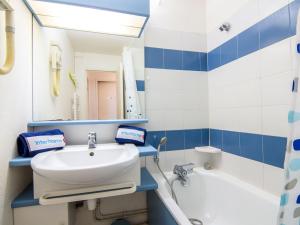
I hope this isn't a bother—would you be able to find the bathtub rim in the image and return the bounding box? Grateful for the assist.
[151,167,280,225]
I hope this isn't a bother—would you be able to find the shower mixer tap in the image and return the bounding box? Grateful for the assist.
[173,163,195,186]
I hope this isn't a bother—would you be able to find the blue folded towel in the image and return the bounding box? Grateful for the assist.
[17,129,66,157]
[115,125,147,146]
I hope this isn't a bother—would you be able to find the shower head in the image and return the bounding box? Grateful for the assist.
[159,137,167,146]
[154,137,167,162]
[219,23,231,32]
[157,137,167,152]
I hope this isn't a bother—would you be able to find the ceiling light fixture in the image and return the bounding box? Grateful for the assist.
[23,0,149,38]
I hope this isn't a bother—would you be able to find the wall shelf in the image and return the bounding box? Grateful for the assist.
[27,119,148,127]
[9,156,32,167]
[195,146,222,154]
[9,145,157,167]
[11,183,39,208]
[12,168,157,208]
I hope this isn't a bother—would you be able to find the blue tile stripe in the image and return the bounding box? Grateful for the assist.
[147,128,286,168]
[207,1,299,70]
[146,129,209,151]
[145,2,300,72]
[210,129,287,168]
[136,80,145,91]
[145,47,207,71]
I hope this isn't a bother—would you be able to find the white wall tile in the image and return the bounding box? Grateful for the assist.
[182,32,207,52]
[145,26,207,52]
[263,164,284,196]
[217,153,264,189]
[207,4,292,193]
[164,110,184,130]
[145,26,183,50]
[145,110,166,131]
[183,110,209,129]
[259,39,292,78]
[261,71,293,106]
[184,149,213,167]
[146,90,167,110]
[219,108,241,131]
[236,107,262,134]
[207,0,260,51]
[262,105,289,137]
[148,0,207,34]
[259,0,289,20]
[216,152,243,178]
[237,156,264,189]
[146,69,185,92]
[182,72,208,91]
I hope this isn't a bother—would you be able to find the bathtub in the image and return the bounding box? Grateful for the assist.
[152,168,279,225]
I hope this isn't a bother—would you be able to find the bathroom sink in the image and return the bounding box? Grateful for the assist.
[31,143,139,185]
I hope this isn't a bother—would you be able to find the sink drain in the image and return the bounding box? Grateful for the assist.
[189,218,203,225]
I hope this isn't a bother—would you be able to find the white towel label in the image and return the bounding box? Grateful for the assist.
[26,135,65,152]
[117,128,144,143]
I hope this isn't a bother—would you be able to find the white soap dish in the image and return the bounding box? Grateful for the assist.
[195,146,222,154]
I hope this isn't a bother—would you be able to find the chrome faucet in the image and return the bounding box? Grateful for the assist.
[173,163,195,186]
[88,132,97,149]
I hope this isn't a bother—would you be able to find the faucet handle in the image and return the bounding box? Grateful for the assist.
[88,132,97,141]
[173,165,184,175]
[88,131,96,137]
[180,163,195,174]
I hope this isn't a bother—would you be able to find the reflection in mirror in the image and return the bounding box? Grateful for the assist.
[32,20,145,121]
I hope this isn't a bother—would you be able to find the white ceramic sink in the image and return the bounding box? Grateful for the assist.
[31,143,139,185]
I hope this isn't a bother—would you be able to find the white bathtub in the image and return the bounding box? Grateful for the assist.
[153,168,279,225]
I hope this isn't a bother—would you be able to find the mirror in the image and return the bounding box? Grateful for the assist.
[32,19,145,121]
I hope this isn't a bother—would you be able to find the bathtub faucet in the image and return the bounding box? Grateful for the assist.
[173,163,194,186]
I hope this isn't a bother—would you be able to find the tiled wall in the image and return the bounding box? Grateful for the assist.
[145,47,207,71]
[210,129,286,168]
[144,27,209,132]
[207,0,300,195]
[147,129,209,151]
[144,26,209,171]
[207,1,299,71]
[144,0,300,196]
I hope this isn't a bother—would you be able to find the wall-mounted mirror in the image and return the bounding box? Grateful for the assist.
[32,20,145,121]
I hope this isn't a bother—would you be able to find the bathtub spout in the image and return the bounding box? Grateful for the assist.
[172,176,190,187]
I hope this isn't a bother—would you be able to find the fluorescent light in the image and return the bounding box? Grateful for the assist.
[24,0,148,37]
